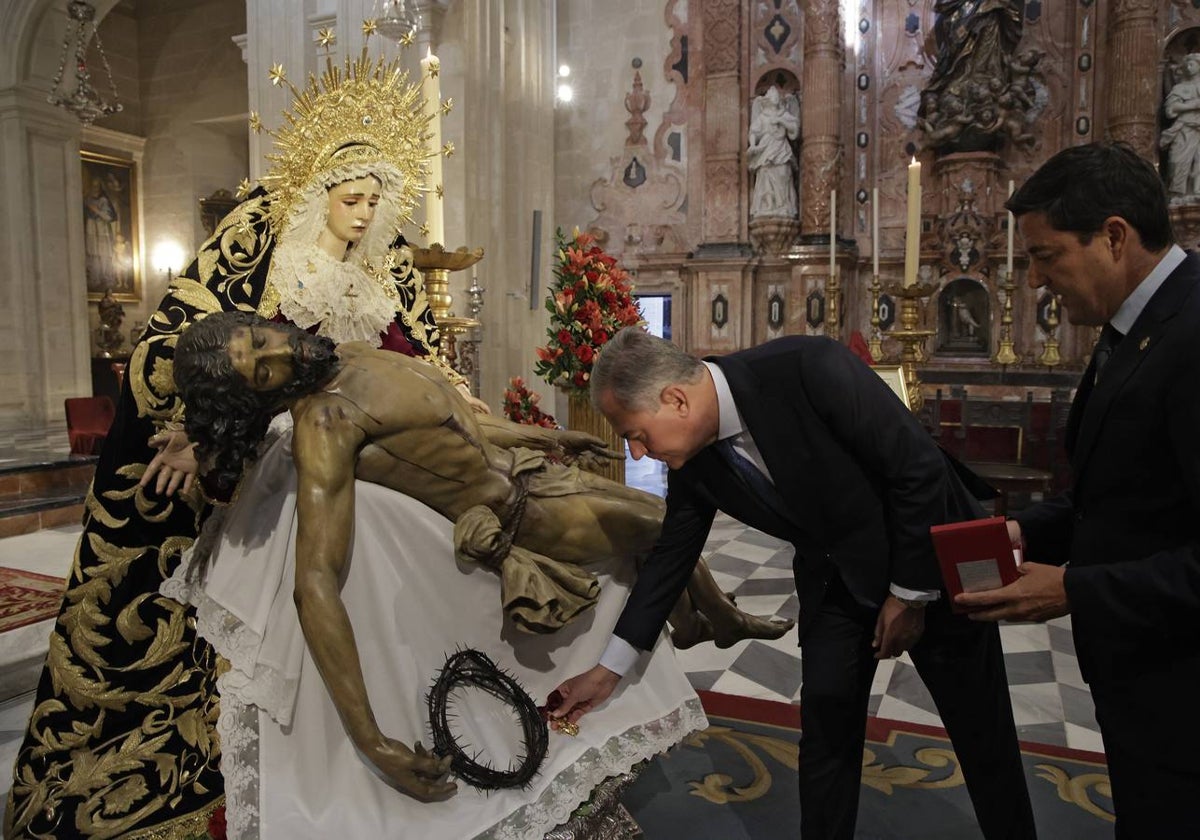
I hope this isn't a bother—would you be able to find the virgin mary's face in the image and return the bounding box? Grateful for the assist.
[323,176,382,246]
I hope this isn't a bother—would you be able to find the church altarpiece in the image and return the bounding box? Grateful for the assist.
[579,0,1200,415]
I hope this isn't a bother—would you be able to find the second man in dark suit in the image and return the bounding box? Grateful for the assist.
[957,142,1200,838]
[551,328,1036,840]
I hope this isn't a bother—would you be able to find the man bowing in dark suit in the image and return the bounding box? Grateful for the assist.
[550,327,1036,840]
[957,142,1200,837]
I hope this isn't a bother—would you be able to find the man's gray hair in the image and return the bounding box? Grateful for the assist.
[590,327,705,412]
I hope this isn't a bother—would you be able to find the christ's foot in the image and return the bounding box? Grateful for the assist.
[711,612,795,649]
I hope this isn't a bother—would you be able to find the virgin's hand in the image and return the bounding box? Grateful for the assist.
[455,383,491,414]
[872,596,926,660]
[140,430,199,497]
[465,394,492,415]
[365,738,457,802]
[558,431,621,464]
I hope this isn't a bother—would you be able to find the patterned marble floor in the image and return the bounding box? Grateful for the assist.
[625,453,1104,754]
[0,454,1104,809]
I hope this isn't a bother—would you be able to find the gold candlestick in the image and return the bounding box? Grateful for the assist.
[1037,294,1062,368]
[992,267,1019,366]
[825,265,841,340]
[885,280,935,414]
[868,273,883,361]
[412,244,485,362]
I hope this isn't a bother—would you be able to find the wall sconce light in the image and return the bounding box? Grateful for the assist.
[556,64,573,104]
[151,240,185,281]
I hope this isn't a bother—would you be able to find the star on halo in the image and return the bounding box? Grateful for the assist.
[441,142,455,158]
[435,184,444,199]
[418,222,430,237]
[362,18,378,37]
[399,30,415,47]
[317,28,336,48]
[269,63,287,86]
[440,98,454,116]
[248,111,263,133]
[236,178,253,199]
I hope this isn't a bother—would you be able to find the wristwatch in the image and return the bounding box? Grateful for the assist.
[893,595,929,609]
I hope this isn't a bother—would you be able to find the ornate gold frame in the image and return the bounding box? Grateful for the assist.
[81,149,142,302]
[871,364,912,411]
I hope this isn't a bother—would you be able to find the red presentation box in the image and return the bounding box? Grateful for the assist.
[930,516,1019,611]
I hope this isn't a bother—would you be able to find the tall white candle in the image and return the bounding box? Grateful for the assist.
[829,189,837,279]
[420,47,444,246]
[1006,179,1015,275]
[872,187,880,276]
[904,157,921,287]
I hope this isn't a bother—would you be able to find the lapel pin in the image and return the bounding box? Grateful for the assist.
[1139,337,1150,351]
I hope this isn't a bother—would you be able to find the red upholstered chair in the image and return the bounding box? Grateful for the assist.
[65,396,116,456]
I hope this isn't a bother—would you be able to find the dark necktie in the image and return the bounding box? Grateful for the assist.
[714,437,780,507]
[1092,323,1123,384]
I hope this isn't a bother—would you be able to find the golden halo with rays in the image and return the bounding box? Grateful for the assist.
[255,49,431,239]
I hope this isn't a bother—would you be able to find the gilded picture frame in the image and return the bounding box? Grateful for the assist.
[81,150,141,302]
[871,364,912,411]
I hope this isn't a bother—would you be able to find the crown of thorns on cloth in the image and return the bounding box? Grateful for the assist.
[426,649,550,791]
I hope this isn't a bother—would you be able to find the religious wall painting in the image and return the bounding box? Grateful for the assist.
[82,150,141,302]
[937,276,989,355]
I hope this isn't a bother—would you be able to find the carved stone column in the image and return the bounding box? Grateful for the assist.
[1106,0,1159,159]
[697,0,744,246]
[799,0,842,237]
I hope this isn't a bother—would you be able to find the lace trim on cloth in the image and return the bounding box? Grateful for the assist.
[478,698,708,840]
[271,244,398,345]
[161,547,268,840]
[214,680,262,840]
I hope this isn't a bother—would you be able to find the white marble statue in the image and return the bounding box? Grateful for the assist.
[1161,53,1200,200]
[748,85,801,219]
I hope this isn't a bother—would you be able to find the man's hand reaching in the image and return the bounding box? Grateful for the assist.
[365,738,457,802]
[547,664,621,728]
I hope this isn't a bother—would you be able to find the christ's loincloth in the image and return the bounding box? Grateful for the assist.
[454,447,603,633]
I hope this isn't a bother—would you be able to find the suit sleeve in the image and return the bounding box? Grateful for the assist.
[1014,491,1075,565]
[612,469,717,651]
[798,339,959,592]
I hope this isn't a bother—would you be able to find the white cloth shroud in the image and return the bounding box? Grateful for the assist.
[164,421,705,840]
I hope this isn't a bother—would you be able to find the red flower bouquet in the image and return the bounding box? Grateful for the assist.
[502,377,558,428]
[534,228,644,394]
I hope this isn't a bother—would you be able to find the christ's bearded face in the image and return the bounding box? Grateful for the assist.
[225,322,338,396]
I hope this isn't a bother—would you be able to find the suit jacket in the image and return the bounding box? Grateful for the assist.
[1017,252,1200,685]
[614,336,983,651]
